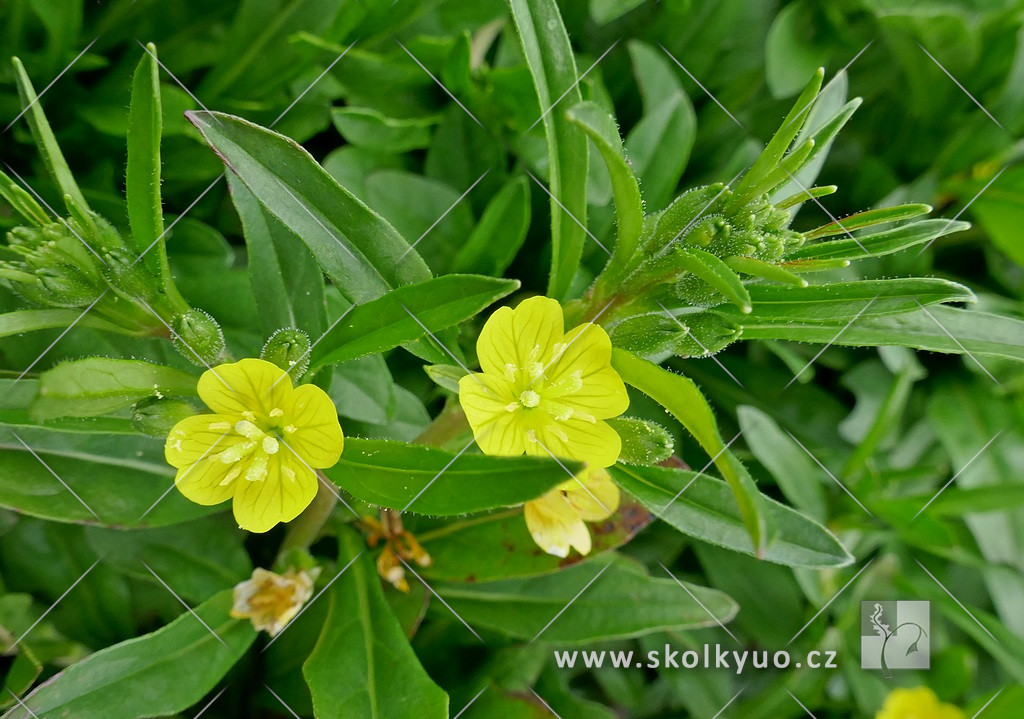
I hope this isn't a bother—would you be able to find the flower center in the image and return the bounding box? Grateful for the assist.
[518,389,541,408]
[210,408,293,485]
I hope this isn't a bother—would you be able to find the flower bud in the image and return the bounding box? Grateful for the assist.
[261,328,311,382]
[102,248,156,302]
[607,417,674,465]
[132,397,197,437]
[172,309,225,367]
[671,313,741,358]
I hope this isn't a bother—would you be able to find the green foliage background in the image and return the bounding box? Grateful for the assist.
[1,0,1023,717]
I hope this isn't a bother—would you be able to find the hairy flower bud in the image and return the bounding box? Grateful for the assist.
[132,397,197,437]
[260,328,311,381]
[172,309,225,367]
[102,248,156,302]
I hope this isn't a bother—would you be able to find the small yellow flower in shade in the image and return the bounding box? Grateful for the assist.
[164,358,344,533]
[458,296,629,468]
[524,467,619,558]
[876,687,964,719]
[230,566,320,636]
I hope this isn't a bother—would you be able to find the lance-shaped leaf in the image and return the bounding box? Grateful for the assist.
[308,275,519,371]
[567,101,644,285]
[676,247,752,313]
[804,203,933,240]
[509,0,589,300]
[0,309,129,340]
[304,526,449,718]
[323,438,582,515]
[1,591,255,719]
[787,219,971,261]
[186,111,431,303]
[611,464,851,567]
[611,349,770,555]
[451,177,531,277]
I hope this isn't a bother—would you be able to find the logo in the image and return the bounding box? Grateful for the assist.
[860,601,930,675]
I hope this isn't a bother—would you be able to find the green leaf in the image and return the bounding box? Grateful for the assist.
[970,164,1024,267]
[11,57,89,211]
[0,380,136,434]
[126,44,167,282]
[417,500,652,582]
[31,358,198,421]
[451,177,531,276]
[725,255,808,286]
[509,0,589,299]
[607,416,675,465]
[765,1,830,98]
[323,438,582,515]
[712,278,976,323]
[228,174,327,338]
[787,219,971,261]
[2,591,256,719]
[611,348,770,554]
[423,363,467,393]
[308,274,518,371]
[676,247,752,313]
[0,427,217,528]
[0,309,131,339]
[186,111,431,303]
[737,406,827,520]
[435,554,738,643]
[304,526,448,718]
[804,203,933,239]
[331,106,438,152]
[611,464,851,567]
[566,101,644,283]
[0,169,50,224]
[625,41,696,212]
[738,306,1024,362]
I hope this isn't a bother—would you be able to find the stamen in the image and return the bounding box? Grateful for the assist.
[548,425,569,443]
[525,429,538,443]
[504,363,518,381]
[269,408,285,417]
[504,402,519,413]
[528,362,545,381]
[242,411,257,422]
[262,436,280,454]
[519,390,541,408]
[217,440,256,463]
[282,466,296,482]
[219,464,244,486]
[209,421,231,431]
[283,425,297,434]
[234,420,264,439]
[245,452,269,481]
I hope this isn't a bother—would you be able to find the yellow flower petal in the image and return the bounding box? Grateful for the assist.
[197,358,292,417]
[565,467,620,521]
[535,417,622,468]
[165,413,240,468]
[524,491,592,557]
[280,384,344,468]
[174,457,237,506]
[232,453,318,533]
[876,687,964,719]
[476,296,564,377]
[549,325,629,418]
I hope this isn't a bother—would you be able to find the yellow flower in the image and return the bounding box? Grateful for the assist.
[876,687,964,719]
[458,296,628,468]
[230,566,320,636]
[165,358,344,533]
[525,467,619,557]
